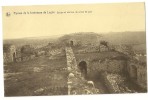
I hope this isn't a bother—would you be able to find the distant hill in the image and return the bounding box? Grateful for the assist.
[58,31,146,45]
[3,37,57,48]
[102,31,146,45]
[57,32,102,46]
[3,31,146,50]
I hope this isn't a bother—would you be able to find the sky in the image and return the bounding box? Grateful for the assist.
[2,2,145,39]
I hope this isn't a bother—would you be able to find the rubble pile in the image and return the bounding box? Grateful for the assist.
[34,86,68,95]
[105,73,135,93]
[33,67,43,72]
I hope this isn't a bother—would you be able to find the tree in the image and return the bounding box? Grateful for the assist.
[99,40,109,52]
[21,45,35,55]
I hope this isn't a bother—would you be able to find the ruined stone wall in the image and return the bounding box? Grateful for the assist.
[36,51,45,56]
[16,54,36,62]
[76,55,127,74]
[99,45,109,52]
[114,45,147,90]
[4,53,10,63]
[91,59,127,74]
[76,47,98,54]
[75,45,109,54]
[114,45,132,55]
[3,45,16,64]
[127,61,147,90]
[48,49,62,56]
[65,47,100,95]
[137,65,147,89]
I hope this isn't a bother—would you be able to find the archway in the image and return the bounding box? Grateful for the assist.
[130,65,137,80]
[78,61,87,79]
[70,40,74,46]
[13,52,16,62]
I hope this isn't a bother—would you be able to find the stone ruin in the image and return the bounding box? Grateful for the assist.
[3,44,16,63]
[126,60,147,90]
[3,44,38,63]
[113,44,147,90]
[65,47,100,95]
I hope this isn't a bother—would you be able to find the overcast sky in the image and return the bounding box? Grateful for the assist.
[3,2,145,39]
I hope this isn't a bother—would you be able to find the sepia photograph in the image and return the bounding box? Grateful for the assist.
[2,2,147,97]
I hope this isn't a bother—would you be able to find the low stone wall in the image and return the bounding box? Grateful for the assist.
[48,49,62,55]
[114,45,131,55]
[15,54,36,62]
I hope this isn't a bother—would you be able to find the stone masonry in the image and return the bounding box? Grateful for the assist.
[65,47,100,95]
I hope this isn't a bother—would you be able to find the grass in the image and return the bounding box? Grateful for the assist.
[4,54,68,96]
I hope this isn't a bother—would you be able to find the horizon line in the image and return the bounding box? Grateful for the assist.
[3,30,146,40]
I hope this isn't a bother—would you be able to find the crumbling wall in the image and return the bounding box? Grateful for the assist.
[91,59,127,74]
[127,61,147,90]
[114,45,133,56]
[4,53,9,63]
[101,72,135,93]
[35,51,45,56]
[99,45,109,52]
[76,47,98,54]
[76,55,127,74]
[48,49,62,56]
[3,45,16,63]
[65,47,100,95]
[114,44,147,90]
[137,65,147,89]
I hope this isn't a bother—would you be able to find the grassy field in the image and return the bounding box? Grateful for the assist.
[4,54,68,96]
